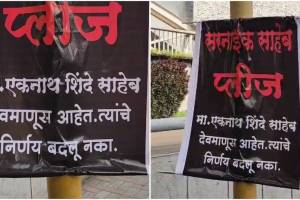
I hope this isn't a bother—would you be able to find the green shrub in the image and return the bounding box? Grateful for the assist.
[151,59,189,119]
[151,49,192,60]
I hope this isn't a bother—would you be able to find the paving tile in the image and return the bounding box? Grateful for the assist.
[82,176,148,199]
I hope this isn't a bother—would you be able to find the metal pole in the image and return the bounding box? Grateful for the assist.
[230,1,253,19]
[47,176,82,199]
[233,182,257,199]
[230,1,256,199]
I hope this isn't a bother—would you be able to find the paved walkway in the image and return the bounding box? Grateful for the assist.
[81,130,180,199]
[83,175,149,199]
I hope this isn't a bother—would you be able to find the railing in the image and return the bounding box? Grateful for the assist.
[151,28,195,55]
[151,117,185,132]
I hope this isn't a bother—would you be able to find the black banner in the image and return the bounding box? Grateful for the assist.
[176,17,300,188]
[0,1,149,177]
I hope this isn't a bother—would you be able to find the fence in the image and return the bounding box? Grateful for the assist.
[151,28,195,55]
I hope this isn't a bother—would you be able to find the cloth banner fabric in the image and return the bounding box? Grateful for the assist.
[176,17,300,189]
[0,1,149,177]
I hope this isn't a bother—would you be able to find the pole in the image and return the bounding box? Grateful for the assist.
[230,1,253,19]
[47,176,82,199]
[230,1,257,199]
[233,182,256,199]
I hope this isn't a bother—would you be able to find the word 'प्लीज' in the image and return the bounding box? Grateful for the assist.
[208,26,293,99]
[3,2,122,46]
[177,17,300,189]
[213,63,283,99]
[0,1,149,176]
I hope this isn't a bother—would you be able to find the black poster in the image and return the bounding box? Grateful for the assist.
[0,1,149,177]
[176,17,300,188]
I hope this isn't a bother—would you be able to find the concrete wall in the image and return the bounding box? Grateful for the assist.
[0,178,47,198]
[194,1,300,21]
[151,1,194,30]
[155,1,194,23]
[151,15,174,30]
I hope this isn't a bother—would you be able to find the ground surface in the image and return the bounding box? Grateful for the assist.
[83,175,149,199]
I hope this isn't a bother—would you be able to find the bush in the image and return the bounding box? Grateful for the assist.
[151,49,192,60]
[151,59,189,119]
